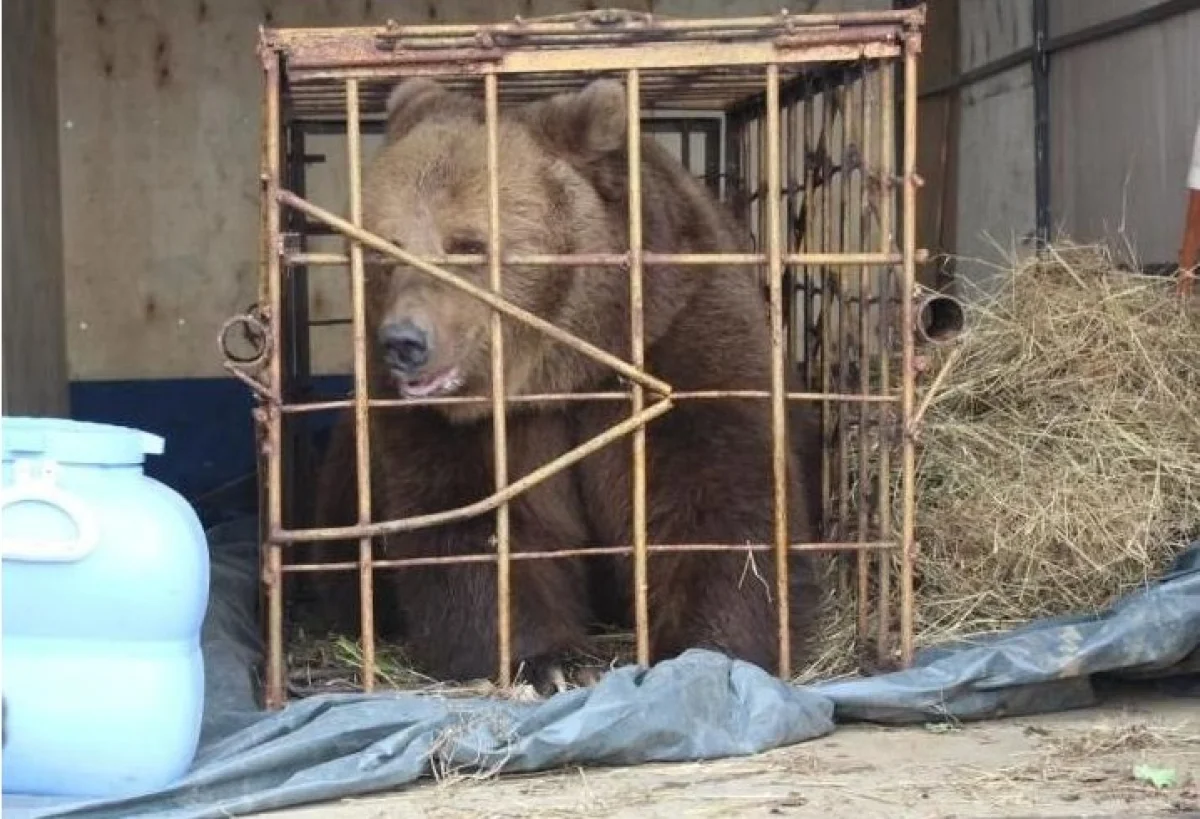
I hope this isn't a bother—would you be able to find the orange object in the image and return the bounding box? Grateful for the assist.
[1178,117,1200,298]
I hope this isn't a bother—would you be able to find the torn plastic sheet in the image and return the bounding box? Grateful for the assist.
[3,518,1196,819]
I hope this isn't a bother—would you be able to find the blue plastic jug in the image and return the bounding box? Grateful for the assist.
[1,417,210,798]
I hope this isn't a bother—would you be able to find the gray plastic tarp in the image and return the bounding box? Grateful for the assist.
[4,518,1197,819]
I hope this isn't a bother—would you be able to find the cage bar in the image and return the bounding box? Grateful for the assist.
[876,59,896,668]
[764,63,791,676]
[626,68,651,667]
[344,78,377,691]
[484,72,514,687]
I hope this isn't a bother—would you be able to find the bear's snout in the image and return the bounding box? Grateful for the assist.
[379,318,431,374]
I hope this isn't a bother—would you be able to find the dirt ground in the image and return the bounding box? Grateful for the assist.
[262,687,1199,819]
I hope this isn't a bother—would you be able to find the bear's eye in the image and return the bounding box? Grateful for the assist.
[445,237,488,257]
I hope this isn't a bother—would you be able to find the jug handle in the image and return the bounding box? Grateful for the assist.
[1,460,99,563]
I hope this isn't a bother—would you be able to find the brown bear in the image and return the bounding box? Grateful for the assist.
[291,77,827,692]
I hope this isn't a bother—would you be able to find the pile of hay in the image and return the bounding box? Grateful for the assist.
[809,242,1199,676]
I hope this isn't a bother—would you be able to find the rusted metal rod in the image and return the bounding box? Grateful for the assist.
[855,71,873,646]
[279,539,903,573]
[274,397,674,542]
[765,63,791,677]
[484,72,513,688]
[627,68,651,668]
[279,389,901,415]
[262,52,285,712]
[876,62,895,669]
[345,78,377,693]
[283,250,919,268]
[278,190,673,398]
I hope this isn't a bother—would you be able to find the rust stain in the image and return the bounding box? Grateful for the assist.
[154,31,172,87]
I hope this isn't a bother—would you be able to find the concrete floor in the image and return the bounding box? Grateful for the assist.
[258,688,1199,819]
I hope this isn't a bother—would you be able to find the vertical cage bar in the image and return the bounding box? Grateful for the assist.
[765,63,791,678]
[819,80,834,536]
[627,69,650,668]
[854,74,871,642]
[899,43,920,668]
[802,85,816,391]
[784,101,798,364]
[835,78,852,604]
[485,73,513,688]
[876,62,895,668]
[262,53,285,710]
[345,78,376,692]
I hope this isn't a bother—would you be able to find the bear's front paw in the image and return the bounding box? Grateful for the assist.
[517,654,608,698]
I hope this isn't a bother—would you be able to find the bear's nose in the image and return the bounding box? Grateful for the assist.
[379,320,430,372]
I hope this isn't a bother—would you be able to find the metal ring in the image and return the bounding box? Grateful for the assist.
[219,307,272,367]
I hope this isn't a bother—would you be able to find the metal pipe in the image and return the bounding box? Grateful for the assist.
[345,78,376,693]
[278,191,673,398]
[915,292,966,345]
[765,63,791,677]
[484,72,513,688]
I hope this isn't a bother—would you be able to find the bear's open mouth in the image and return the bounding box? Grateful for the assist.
[395,366,465,399]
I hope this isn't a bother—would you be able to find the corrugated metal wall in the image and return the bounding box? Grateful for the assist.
[1049,1,1200,265]
[944,0,1200,293]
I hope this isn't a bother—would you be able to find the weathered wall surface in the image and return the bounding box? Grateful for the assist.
[4,0,69,415]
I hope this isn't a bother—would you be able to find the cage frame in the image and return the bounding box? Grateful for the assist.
[230,6,928,710]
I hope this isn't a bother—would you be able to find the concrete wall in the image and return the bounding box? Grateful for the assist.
[3,0,69,416]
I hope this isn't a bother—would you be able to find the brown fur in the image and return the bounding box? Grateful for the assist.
[295,78,826,683]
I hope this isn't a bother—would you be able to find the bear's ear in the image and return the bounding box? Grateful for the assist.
[383,78,480,143]
[520,78,628,162]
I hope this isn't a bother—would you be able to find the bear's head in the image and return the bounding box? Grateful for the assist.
[360,76,692,423]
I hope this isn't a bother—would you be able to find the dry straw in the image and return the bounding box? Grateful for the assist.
[805,241,1200,680]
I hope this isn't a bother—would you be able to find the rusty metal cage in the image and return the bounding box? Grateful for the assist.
[224,6,928,709]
